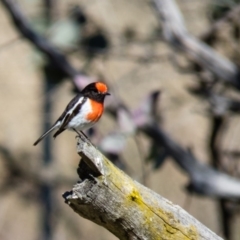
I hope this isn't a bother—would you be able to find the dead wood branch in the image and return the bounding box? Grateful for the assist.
[141,124,240,199]
[1,0,78,79]
[63,138,223,240]
[152,0,240,89]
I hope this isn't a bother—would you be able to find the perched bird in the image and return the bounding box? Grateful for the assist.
[33,82,110,146]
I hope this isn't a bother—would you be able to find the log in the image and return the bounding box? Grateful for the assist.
[63,138,223,240]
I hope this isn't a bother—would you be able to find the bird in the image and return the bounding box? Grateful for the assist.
[33,82,110,146]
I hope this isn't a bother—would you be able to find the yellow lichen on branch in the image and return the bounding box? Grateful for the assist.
[101,157,198,239]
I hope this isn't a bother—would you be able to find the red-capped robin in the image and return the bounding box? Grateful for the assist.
[33,82,110,146]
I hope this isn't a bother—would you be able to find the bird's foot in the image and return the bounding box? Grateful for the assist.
[73,129,92,146]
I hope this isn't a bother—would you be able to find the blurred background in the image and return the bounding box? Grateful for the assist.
[0,0,240,239]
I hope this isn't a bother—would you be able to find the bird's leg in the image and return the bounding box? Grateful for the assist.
[73,128,84,141]
[80,131,91,141]
[73,128,92,144]
[80,131,93,145]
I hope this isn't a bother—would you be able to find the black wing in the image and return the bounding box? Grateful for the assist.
[53,94,87,138]
[56,93,84,123]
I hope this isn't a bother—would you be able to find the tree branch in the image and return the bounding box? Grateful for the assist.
[141,124,240,199]
[151,0,240,89]
[1,0,78,77]
[0,0,119,103]
[63,138,223,240]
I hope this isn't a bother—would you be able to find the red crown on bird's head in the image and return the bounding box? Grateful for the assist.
[95,82,108,94]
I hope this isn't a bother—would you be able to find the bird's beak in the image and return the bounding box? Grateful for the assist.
[105,92,111,96]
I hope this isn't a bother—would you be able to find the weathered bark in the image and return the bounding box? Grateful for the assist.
[63,138,223,240]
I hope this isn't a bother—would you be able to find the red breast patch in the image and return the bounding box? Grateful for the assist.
[86,99,104,122]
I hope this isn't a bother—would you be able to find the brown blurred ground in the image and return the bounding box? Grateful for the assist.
[0,0,232,239]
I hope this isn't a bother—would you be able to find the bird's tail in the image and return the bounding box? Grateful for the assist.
[33,124,59,146]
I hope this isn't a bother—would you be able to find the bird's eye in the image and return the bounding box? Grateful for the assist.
[92,89,98,94]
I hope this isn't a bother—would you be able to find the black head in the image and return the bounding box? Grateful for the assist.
[81,82,110,102]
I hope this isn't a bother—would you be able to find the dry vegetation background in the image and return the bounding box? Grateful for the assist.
[0,0,240,239]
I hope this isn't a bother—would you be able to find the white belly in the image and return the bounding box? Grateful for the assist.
[67,98,95,130]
